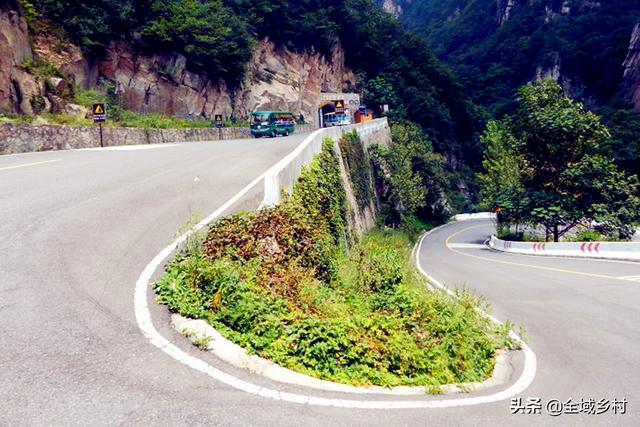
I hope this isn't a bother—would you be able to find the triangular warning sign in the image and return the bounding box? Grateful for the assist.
[335,101,343,108]
[94,105,104,114]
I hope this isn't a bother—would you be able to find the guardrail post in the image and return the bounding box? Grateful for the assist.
[262,174,280,208]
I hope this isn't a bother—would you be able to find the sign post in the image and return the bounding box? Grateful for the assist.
[92,103,107,147]
[214,114,223,140]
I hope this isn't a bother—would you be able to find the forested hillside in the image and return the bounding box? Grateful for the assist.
[382,0,640,176]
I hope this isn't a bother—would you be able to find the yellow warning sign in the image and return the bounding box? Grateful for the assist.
[92,103,107,123]
[335,100,344,108]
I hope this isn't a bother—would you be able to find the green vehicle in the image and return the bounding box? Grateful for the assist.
[251,111,295,138]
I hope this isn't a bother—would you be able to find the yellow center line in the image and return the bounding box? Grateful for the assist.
[0,159,62,172]
[444,224,633,283]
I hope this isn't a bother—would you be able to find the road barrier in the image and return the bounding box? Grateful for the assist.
[260,119,389,207]
[452,212,496,222]
[489,235,640,261]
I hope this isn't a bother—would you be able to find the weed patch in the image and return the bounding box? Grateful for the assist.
[155,139,514,387]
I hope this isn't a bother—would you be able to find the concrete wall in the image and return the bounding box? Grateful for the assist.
[222,119,390,222]
[0,122,315,155]
[261,118,389,207]
[489,235,640,261]
[453,212,496,222]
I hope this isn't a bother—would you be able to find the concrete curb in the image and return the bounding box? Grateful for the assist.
[171,314,513,396]
[489,235,640,262]
[167,212,522,396]
[413,218,537,398]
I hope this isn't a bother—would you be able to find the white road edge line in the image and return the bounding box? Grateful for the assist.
[415,224,537,399]
[134,151,537,408]
[79,143,181,151]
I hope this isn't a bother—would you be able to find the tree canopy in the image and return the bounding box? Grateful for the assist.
[480,80,639,241]
[389,0,640,177]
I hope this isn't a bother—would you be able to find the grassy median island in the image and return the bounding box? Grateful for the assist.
[155,140,516,388]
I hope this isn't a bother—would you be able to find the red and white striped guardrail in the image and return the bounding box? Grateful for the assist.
[579,242,601,254]
[489,236,640,261]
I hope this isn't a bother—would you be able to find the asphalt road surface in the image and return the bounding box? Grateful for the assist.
[1,138,638,426]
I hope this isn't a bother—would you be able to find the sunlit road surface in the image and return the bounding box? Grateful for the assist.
[1,138,637,425]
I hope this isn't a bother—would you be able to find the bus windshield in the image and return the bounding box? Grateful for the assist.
[252,113,269,124]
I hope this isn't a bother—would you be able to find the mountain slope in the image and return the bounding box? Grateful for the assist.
[383,0,640,175]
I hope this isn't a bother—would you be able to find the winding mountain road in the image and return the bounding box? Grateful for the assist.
[1,138,638,426]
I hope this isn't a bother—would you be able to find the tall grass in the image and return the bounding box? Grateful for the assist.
[154,141,515,387]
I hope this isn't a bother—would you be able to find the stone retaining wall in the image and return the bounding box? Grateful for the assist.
[0,122,314,154]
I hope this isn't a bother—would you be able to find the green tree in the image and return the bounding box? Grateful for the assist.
[481,80,639,241]
[371,122,453,225]
[562,154,640,240]
[477,120,527,235]
[34,0,136,54]
[364,76,406,122]
[140,0,253,84]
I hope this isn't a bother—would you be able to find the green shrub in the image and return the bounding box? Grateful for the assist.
[29,94,46,113]
[356,243,404,293]
[566,229,605,242]
[338,131,373,209]
[401,214,436,241]
[19,59,62,78]
[290,139,348,245]
[0,114,35,124]
[73,88,108,107]
[154,138,512,388]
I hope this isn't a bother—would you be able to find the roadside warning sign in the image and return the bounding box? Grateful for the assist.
[92,103,106,123]
[214,114,223,128]
[334,100,344,109]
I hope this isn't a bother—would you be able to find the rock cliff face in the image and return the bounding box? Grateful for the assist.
[382,0,403,18]
[0,9,34,114]
[497,0,516,25]
[622,23,640,109]
[0,9,356,125]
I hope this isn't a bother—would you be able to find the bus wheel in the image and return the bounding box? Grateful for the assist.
[284,130,289,136]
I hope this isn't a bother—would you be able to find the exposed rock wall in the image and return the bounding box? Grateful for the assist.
[622,23,640,109]
[233,41,356,123]
[85,39,355,124]
[0,9,34,114]
[497,0,517,25]
[337,127,391,237]
[0,9,356,127]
